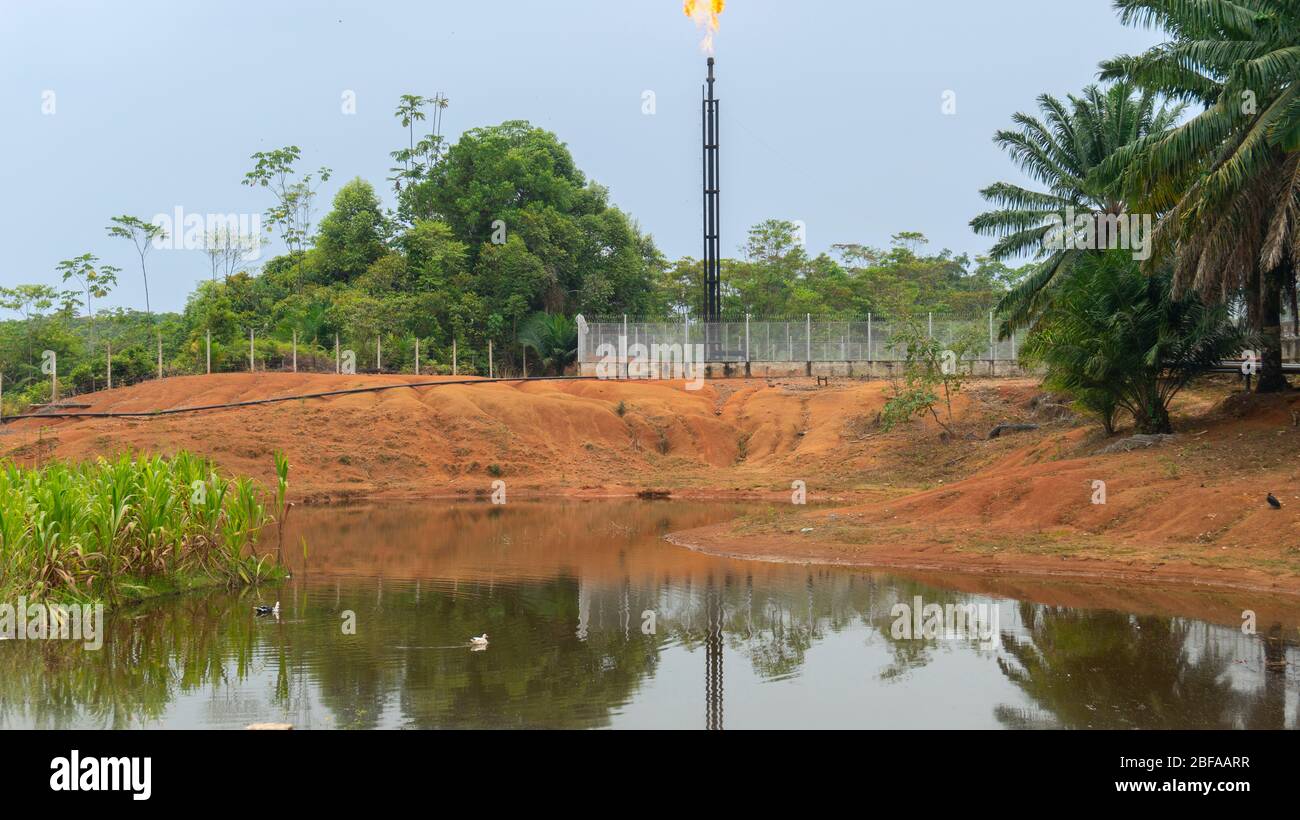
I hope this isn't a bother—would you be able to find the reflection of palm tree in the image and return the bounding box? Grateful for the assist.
[994,604,1275,729]
[1240,624,1288,731]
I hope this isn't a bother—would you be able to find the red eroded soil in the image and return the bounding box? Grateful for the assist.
[0,372,977,501]
[671,384,1300,594]
[3,372,1298,593]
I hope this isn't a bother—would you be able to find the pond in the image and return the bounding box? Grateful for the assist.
[2,500,1297,729]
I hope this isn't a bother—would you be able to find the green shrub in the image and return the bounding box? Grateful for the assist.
[1021,251,1247,435]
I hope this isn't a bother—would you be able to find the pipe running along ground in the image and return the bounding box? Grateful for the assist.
[0,375,602,424]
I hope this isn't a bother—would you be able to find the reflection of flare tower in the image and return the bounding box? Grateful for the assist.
[702,57,722,322]
[705,574,724,730]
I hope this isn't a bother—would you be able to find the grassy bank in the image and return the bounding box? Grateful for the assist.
[0,452,286,605]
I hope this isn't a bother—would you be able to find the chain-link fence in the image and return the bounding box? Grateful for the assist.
[579,314,1020,364]
[5,311,1296,417]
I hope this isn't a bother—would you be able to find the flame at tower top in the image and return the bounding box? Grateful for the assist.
[684,0,726,54]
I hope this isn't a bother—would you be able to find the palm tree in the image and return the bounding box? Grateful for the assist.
[517,312,578,376]
[971,83,1184,335]
[1021,250,1246,434]
[1100,0,1299,392]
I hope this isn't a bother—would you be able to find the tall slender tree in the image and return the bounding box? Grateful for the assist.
[389,94,429,189]
[106,215,165,317]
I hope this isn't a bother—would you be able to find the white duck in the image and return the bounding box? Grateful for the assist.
[469,633,489,647]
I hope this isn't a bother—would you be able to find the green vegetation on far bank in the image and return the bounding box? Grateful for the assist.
[0,109,1025,416]
[0,452,286,606]
[1,1,1295,439]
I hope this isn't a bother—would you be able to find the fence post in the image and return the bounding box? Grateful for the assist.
[107,342,113,390]
[157,331,163,380]
[0,372,4,415]
[205,330,211,375]
[745,314,750,363]
[868,313,873,364]
[293,330,298,373]
[489,339,494,378]
[376,336,382,372]
[683,312,689,364]
[522,345,527,379]
[452,337,458,375]
[51,351,58,402]
[623,314,629,380]
[805,313,811,363]
[928,312,933,339]
[335,334,340,374]
[989,311,995,377]
[681,313,691,379]
[249,328,255,372]
[415,337,420,376]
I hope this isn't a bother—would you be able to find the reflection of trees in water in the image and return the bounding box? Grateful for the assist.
[5,547,1296,729]
[645,570,995,683]
[993,604,1296,729]
[392,578,661,729]
[620,571,1297,729]
[299,578,401,729]
[0,578,663,729]
[1,564,886,728]
[648,568,875,681]
[862,579,985,682]
[0,590,261,729]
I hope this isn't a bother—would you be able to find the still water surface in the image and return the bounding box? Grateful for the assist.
[2,500,1298,729]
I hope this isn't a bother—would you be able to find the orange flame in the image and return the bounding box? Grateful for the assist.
[684,0,726,54]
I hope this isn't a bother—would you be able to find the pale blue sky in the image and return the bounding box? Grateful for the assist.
[0,0,1162,313]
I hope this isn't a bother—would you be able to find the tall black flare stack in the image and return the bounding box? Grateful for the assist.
[702,57,721,322]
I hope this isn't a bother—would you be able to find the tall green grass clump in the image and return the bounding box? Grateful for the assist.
[0,452,284,604]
